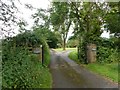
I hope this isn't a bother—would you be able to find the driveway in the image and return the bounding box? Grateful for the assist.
[50,50,118,88]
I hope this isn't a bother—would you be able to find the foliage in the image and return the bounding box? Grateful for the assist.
[54,31,63,48]
[31,7,61,48]
[69,37,119,64]
[105,2,120,37]
[2,47,52,88]
[67,38,79,48]
[95,37,119,63]
[32,8,50,29]
[79,42,87,63]
[41,39,50,66]
[47,31,59,48]
[105,2,120,50]
[50,2,120,64]
[14,31,41,47]
[97,46,119,63]
[64,2,108,63]
[0,0,27,38]
[2,29,52,88]
[17,30,51,66]
[50,2,72,50]
[50,2,69,26]
[33,27,59,48]
[0,0,18,32]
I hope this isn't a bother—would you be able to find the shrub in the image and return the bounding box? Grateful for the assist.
[2,31,52,88]
[97,46,119,63]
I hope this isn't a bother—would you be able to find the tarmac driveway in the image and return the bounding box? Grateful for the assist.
[50,50,118,89]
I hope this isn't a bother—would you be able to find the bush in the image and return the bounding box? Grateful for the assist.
[2,46,52,88]
[39,38,50,66]
[97,46,119,63]
[2,32,52,88]
[78,42,88,63]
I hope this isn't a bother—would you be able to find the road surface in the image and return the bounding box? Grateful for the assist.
[50,50,118,88]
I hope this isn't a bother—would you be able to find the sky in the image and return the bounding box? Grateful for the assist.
[17,0,51,29]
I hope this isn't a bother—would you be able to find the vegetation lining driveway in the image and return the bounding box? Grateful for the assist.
[50,50,118,88]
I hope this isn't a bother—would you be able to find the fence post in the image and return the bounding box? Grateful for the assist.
[39,45,42,64]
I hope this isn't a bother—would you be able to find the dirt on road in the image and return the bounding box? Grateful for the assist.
[50,50,118,88]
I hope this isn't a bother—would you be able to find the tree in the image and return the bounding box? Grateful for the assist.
[105,2,120,49]
[33,27,59,48]
[67,2,109,63]
[32,8,50,29]
[105,2,120,36]
[50,2,72,50]
[67,36,79,48]
[31,7,60,48]
[0,0,27,38]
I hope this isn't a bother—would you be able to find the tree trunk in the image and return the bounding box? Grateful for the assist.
[63,38,66,50]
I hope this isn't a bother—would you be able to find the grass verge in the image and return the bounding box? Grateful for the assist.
[68,50,79,64]
[85,63,118,83]
[68,50,118,83]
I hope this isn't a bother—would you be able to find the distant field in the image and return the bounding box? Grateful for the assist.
[53,48,77,52]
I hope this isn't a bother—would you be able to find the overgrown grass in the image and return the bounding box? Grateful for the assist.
[68,50,118,83]
[54,48,77,52]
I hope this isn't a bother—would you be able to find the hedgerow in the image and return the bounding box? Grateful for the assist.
[2,31,52,88]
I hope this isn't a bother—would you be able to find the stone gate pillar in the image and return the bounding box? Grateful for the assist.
[87,43,96,63]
